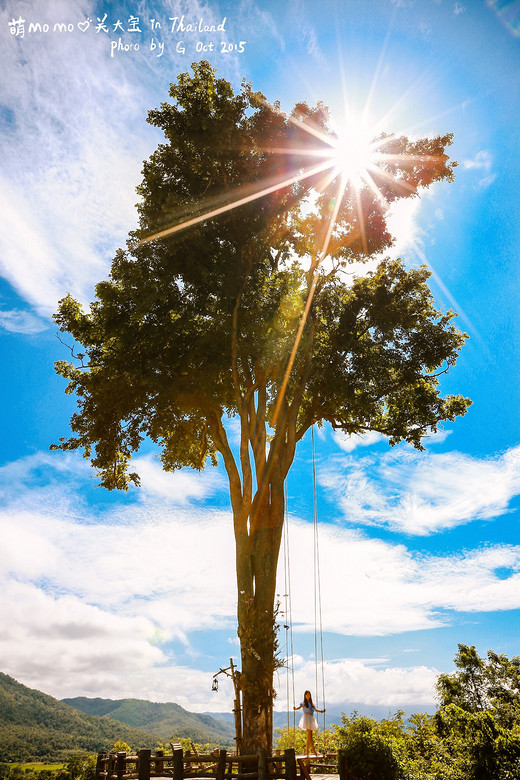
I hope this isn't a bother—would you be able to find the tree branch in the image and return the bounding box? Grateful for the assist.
[55,332,90,368]
[207,412,246,531]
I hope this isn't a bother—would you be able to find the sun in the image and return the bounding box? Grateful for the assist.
[328,120,380,185]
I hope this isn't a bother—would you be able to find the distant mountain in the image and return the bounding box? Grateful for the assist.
[62,697,236,747]
[205,709,349,730]
[0,672,156,762]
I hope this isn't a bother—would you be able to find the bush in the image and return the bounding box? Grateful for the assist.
[335,714,405,780]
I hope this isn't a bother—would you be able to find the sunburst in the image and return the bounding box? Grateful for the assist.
[137,88,455,428]
[328,122,380,185]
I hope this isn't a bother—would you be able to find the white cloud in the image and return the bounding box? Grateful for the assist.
[0,490,238,703]
[276,657,439,710]
[282,519,520,639]
[0,308,48,333]
[321,444,520,535]
[462,150,492,171]
[0,1,151,315]
[0,0,283,321]
[477,173,497,189]
[386,196,424,259]
[461,149,496,188]
[133,454,226,503]
[334,430,385,453]
[0,580,167,699]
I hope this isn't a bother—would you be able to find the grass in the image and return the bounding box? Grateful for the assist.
[11,765,64,772]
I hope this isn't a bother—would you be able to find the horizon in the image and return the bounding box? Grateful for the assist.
[1,0,520,720]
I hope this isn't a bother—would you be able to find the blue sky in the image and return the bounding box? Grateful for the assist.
[1,0,520,722]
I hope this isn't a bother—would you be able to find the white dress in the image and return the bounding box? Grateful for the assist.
[299,702,319,731]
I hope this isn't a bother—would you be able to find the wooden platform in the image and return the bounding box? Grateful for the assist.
[295,755,338,780]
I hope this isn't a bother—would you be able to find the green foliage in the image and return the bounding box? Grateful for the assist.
[275,726,339,755]
[55,755,96,780]
[335,712,406,780]
[155,738,221,754]
[275,647,520,780]
[52,60,469,492]
[403,712,462,780]
[107,742,131,755]
[1,758,94,780]
[434,705,520,780]
[434,646,520,779]
[436,643,520,727]
[0,673,156,762]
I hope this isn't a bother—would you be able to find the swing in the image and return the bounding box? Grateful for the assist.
[281,425,327,754]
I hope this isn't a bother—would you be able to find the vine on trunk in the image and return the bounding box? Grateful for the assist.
[238,596,283,709]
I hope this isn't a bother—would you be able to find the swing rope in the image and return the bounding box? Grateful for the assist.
[282,426,327,751]
[283,480,297,740]
[311,426,327,737]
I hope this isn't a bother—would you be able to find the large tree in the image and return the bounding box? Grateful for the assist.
[53,61,470,753]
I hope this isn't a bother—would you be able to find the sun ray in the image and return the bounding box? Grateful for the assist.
[372,64,440,135]
[140,158,334,245]
[363,5,399,125]
[361,169,390,210]
[271,171,348,429]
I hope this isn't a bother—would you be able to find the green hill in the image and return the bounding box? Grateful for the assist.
[62,697,236,746]
[0,672,156,762]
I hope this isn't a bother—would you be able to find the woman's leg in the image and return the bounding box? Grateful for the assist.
[306,729,312,756]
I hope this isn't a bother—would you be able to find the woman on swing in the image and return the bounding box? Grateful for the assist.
[294,690,325,756]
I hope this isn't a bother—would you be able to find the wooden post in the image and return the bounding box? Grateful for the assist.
[258,749,266,780]
[216,749,227,780]
[230,657,243,755]
[107,753,116,780]
[172,747,184,780]
[138,749,151,780]
[95,753,107,780]
[156,750,164,776]
[116,752,126,780]
[283,749,296,780]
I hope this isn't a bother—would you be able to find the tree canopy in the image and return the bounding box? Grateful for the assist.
[53,60,471,752]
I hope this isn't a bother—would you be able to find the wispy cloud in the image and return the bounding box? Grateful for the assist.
[289,0,325,64]
[0,308,48,333]
[0,5,147,316]
[462,149,496,189]
[320,444,520,535]
[0,0,232,317]
[477,173,497,189]
[285,519,520,637]
[462,150,493,170]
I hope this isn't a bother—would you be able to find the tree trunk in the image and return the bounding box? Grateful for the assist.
[235,482,285,754]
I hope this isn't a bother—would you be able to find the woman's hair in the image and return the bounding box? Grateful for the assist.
[303,690,314,709]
